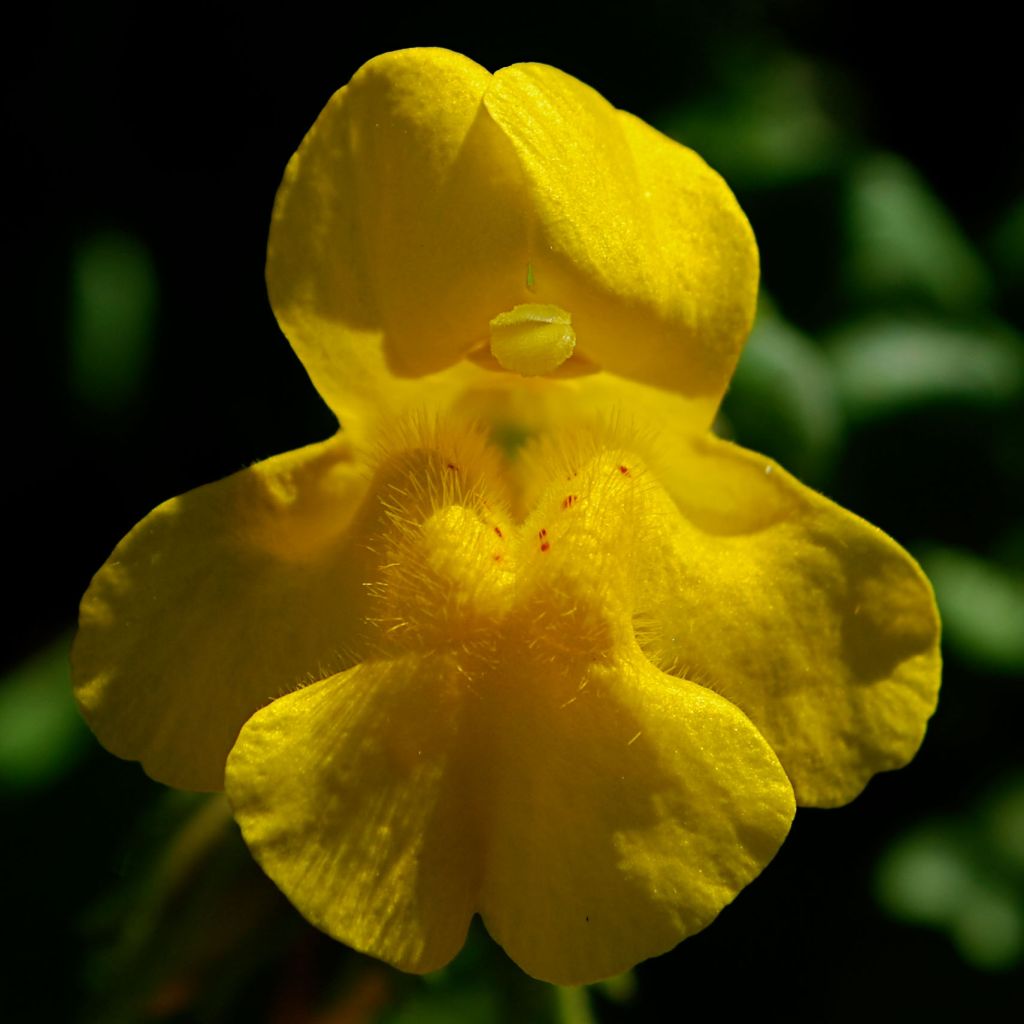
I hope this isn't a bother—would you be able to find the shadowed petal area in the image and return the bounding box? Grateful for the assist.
[226,654,482,975]
[477,649,794,984]
[639,435,942,807]
[267,48,529,410]
[268,49,757,434]
[484,63,758,401]
[72,435,377,791]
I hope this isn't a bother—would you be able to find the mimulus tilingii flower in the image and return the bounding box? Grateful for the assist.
[73,49,941,985]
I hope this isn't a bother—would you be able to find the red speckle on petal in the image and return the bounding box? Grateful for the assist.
[618,465,631,476]
[446,463,459,472]
[494,526,504,539]
[539,528,547,539]
[562,495,577,509]
[540,542,550,552]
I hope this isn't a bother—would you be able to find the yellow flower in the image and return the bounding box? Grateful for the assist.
[72,49,941,985]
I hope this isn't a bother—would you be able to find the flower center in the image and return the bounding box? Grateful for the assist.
[489,304,576,377]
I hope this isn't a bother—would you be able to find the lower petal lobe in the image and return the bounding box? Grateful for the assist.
[226,654,482,975]
[477,648,795,984]
[226,640,794,985]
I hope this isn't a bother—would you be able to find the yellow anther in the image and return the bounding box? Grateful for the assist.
[489,304,576,377]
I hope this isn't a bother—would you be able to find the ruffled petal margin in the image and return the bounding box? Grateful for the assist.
[485,62,758,399]
[638,434,941,807]
[72,435,375,791]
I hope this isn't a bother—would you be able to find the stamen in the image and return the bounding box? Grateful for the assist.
[489,304,576,377]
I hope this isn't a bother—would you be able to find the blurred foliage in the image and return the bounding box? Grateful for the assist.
[721,296,843,483]
[876,775,1024,970]
[990,198,1024,301]
[0,633,90,792]
[843,152,992,313]
[828,317,1024,419]
[69,230,157,411]
[920,548,1024,673]
[661,51,852,188]
[5,4,1023,1021]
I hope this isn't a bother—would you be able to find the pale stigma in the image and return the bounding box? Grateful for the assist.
[489,304,576,377]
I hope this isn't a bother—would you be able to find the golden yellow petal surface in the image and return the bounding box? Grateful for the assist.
[267,48,756,427]
[79,405,939,980]
[227,649,793,985]
[222,422,795,984]
[476,651,794,985]
[72,435,377,791]
[485,63,758,398]
[635,434,942,807]
[226,656,482,975]
[267,48,528,404]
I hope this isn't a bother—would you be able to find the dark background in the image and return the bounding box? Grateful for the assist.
[4,2,1023,1020]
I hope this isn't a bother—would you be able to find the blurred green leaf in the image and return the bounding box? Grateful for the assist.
[660,52,849,188]
[875,824,981,926]
[69,229,157,410]
[724,298,842,481]
[876,809,1024,971]
[986,780,1024,874]
[919,547,1024,672]
[990,197,1024,293]
[844,153,991,312]
[952,884,1024,971]
[828,317,1024,420]
[0,632,90,790]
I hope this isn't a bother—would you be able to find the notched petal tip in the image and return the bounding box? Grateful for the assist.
[226,642,796,986]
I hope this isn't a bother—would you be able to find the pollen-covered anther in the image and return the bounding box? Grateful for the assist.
[489,303,576,376]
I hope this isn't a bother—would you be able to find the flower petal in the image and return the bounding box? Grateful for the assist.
[267,48,530,412]
[226,646,794,985]
[72,435,375,791]
[226,655,482,975]
[637,434,942,807]
[267,49,757,430]
[484,63,758,400]
[477,649,795,985]
[451,367,721,455]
